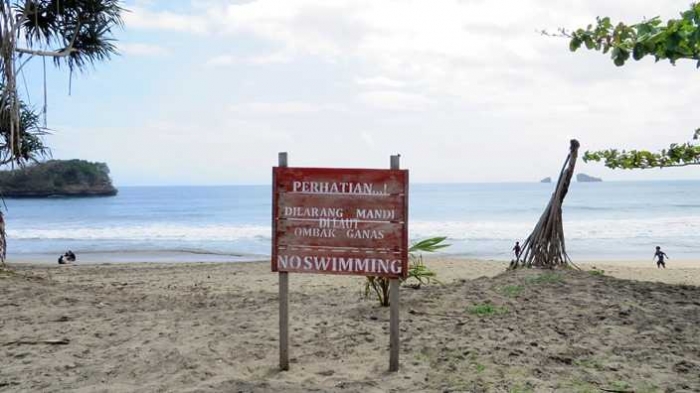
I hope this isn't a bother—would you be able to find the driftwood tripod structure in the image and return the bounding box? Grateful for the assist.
[513,139,581,269]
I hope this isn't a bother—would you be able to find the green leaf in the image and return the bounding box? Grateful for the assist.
[569,37,582,51]
[409,236,450,253]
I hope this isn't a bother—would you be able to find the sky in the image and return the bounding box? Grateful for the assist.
[19,0,700,186]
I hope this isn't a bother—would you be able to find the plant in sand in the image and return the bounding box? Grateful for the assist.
[511,140,581,270]
[500,284,524,298]
[588,267,605,276]
[0,0,123,265]
[364,236,449,306]
[467,303,508,316]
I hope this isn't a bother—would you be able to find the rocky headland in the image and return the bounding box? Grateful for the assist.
[576,173,602,182]
[0,159,117,197]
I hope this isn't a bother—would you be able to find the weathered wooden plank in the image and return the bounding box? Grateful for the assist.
[274,248,405,277]
[277,193,405,221]
[274,167,408,195]
[276,220,403,249]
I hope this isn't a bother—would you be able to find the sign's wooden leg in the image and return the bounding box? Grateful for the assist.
[389,278,400,372]
[389,154,401,372]
[279,271,289,371]
[278,152,290,371]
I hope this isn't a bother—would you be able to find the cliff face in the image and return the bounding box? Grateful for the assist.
[576,173,602,182]
[0,160,118,197]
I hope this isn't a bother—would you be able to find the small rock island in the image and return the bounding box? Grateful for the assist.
[576,173,602,183]
[0,159,118,197]
[540,177,552,183]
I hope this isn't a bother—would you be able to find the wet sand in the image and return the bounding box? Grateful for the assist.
[2,258,699,392]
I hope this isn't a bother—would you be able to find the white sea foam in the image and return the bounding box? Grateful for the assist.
[8,224,271,242]
[9,215,700,242]
[411,216,700,240]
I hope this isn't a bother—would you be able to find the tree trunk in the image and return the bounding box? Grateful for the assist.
[513,139,580,269]
[0,211,5,266]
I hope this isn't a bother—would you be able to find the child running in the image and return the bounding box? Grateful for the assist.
[653,246,669,269]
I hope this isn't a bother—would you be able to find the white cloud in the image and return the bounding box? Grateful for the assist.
[229,102,348,116]
[119,42,170,56]
[355,76,405,89]
[358,91,435,111]
[247,52,293,64]
[205,54,237,67]
[205,52,292,67]
[124,6,209,34]
[360,131,376,149]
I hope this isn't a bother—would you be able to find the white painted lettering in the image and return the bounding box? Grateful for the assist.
[356,258,368,272]
[390,260,402,274]
[278,255,289,269]
[288,182,388,195]
[289,255,302,269]
[377,259,389,274]
[313,257,330,271]
[339,257,352,271]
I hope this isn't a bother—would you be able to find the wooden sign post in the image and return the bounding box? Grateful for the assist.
[278,153,290,371]
[272,153,408,372]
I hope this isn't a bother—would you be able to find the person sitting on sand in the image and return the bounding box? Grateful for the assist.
[57,250,76,265]
[653,246,668,269]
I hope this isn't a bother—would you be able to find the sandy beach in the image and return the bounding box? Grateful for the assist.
[2,258,699,392]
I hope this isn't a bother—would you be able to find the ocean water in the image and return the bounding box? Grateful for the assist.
[4,181,699,263]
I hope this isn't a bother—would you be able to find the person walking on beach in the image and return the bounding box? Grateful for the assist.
[653,246,669,269]
[512,241,522,259]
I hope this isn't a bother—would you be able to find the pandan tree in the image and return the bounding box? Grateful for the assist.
[512,140,580,269]
[0,0,123,265]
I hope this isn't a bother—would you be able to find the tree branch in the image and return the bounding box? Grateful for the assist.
[631,162,700,169]
[14,47,77,58]
[14,18,81,59]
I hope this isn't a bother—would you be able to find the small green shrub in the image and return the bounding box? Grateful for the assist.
[405,256,441,288]
[610,381,631,390]
[468,303,508,316]
[589,268,605,276]
[501,284,524,297]
[573,357,604,370]
[364,236,449,306]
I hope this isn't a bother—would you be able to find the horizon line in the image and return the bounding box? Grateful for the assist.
[115,179,700,187]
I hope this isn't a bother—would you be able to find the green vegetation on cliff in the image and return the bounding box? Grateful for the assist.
[0,160,117,197]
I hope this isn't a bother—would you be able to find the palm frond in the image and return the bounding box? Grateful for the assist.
[409,236,450,253]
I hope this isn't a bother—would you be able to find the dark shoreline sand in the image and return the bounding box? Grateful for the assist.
[2,259,699,392]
